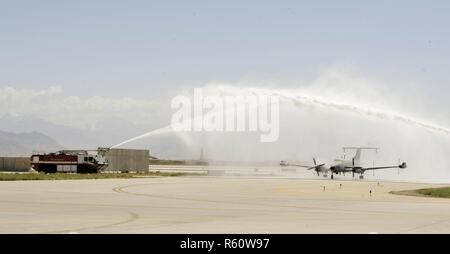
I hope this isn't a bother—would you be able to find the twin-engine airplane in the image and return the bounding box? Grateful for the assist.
[281,147,407,179]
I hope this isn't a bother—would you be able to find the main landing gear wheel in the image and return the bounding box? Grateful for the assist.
[331,174,334,180]
[359,175,364,179]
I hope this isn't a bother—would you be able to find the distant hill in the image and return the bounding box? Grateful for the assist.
[0,115,159,150]
[0,130,64,156]
[0,115,96,149]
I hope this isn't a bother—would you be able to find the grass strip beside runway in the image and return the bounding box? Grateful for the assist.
[416,187,450,198]
[0,172,193,181]
[391,187,450,199]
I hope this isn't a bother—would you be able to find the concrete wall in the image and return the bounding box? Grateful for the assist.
[101,149,149,172]
[0,157,30,172]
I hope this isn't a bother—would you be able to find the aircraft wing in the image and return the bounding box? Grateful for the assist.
[289,163,328,171]
[289,164,314,168]
[361,162,407,171]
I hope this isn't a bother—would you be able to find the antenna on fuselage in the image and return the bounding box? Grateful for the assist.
[343,147,379,164]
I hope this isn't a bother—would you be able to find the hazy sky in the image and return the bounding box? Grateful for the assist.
[1,0,449,99]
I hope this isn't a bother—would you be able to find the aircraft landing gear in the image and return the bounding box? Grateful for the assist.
[323,174,328,178]
[359,175,364,180]
[331,174,334,180]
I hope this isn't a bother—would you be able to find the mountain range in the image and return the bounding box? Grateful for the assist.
[0,130,64,156]
[0,115,184,157]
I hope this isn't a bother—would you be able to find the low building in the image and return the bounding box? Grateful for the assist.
[98,148,150,172]
[0,157,30,172]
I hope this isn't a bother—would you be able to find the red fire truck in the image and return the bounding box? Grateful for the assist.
[31,150,108,173]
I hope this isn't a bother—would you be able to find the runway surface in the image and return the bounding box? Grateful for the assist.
[1,174,450,234]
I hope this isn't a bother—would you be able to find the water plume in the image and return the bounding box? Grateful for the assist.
[111,75,450,182]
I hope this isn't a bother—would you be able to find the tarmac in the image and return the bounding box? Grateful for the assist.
[1,172,450,234]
